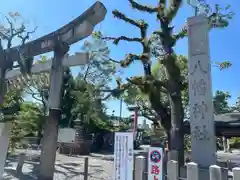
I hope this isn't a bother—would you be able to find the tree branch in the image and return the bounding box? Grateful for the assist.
[83,63,91,81]
[126,76,168,90]
[109,58,121,64]
[0,31,9,41]
[24,85,42,102]
[174,4,234,40]
[174,26,187,40]
[12,24,25,37]
[102,36,142,45]
[32,93,42,102]
[128,0,158,13]
[1,14,15,48]
[120,53,141,67]
[142,113,157,121]
[110,9,150,76]
[139,105,160,121]
[126,76,144,86]
[18,26,38,45]
[165,0,183,22]
[100,93,112,101]
[153,79,169,90]
[112,10,148,29]
[98,81,132,99]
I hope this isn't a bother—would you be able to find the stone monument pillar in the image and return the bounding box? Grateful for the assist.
[74,118,89,155]
[187,15,216,167]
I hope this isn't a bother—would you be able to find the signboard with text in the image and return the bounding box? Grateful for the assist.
[113,132,134,180]
[187,15,216,166]
[148,147,164,180]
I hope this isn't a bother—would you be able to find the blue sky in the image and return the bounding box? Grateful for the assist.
[1,0,240,124]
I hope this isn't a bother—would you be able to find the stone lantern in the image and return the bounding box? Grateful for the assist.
[74,118,89,155]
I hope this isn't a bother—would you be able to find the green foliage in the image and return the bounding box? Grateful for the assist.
[122,55,188,123]
[184,135,191,152]
[231,96,240,112]
[227,97,240,146]
[214,61,232,70]
[107,0,234,130]
[80,32,116,89]
[106,0,234,165]
[213,90,232,114]
[1,89,23,151]
[71,78,112,133]
[24,33,115,132]
[9,102,43,151]
[16,102,43,136]
[229,137,240,145]
[60,68,75,128]
[198,3,234,28]
[66,33,117,132]
[0,89,23,122]
[24,56,76,128]
[121,54,232,129]
[0,88,36,152]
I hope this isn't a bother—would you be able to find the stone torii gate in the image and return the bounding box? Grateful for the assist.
[5,53,88,80]
[0,2,107,179]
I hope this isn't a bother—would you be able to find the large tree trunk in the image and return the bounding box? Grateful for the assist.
[36,116,44,146]
[160,17,185,164]
[166,130,171,149]
[168,95,185,166]
[38,109,60,180]
[165,59,185,166]
[36,129,42,146]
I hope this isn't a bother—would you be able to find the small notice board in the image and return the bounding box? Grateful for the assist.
[148,146,164,180]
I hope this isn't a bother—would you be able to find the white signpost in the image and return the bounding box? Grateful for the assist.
[187,14,216,167]
[148,147,164,180]
[113,132,134,180]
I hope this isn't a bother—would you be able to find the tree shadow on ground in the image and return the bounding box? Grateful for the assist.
[4,155,39,180]
[89,154,114,161]
[4,154,106,180]
[4,168,37,180]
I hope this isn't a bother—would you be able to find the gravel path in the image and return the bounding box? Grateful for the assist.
[3,150,113,180]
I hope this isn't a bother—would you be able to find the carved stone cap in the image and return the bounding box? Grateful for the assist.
[187,14,208,26]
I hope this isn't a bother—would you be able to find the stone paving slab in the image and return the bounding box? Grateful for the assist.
[3,148,240,179]
[3,152,113,180]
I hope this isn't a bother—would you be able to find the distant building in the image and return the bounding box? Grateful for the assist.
[107,115,131,127]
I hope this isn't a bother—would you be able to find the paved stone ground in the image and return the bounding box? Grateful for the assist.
[3,148,240,179]
[3,150,113,180]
